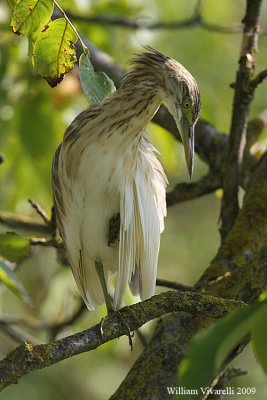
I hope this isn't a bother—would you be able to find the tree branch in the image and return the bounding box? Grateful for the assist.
[156,278,192,292]
[166,172,220,206]
[249,68,267,89]
[0,211,51,237]
[0,320,40,346]
[0,290,245,392]
[0,301,87,342]
[66,9,261,35]
[220,0,263,239]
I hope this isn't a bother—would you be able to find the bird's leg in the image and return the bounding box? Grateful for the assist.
[108,212,120,246]
[95,259,113,314]
[95,259,134,350]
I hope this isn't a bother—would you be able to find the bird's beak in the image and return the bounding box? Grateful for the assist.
[177,117,195,179]
[183,124,194,178]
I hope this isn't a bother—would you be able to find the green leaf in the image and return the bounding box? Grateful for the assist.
[33,18,78,87]
[6,0,17,10]
[79,52,116,105]
[252,306,267,374]
[178,297,267,394]
[11,0,54,36]
[0,259,32,304]
[0,233,30,262]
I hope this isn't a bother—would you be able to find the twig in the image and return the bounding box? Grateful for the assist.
[0,301,85,336]
[0,320,40,346]
[204,367,247,400]
[0,290,246,391]
[0,211,51,237]
[30,238,63,248]
[202,343,248,400]
[156,278,193,292]
[48,301,86,340]
[28,199,50,225]
[249,68,267,89]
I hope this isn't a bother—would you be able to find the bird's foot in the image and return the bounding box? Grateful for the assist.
[122,306,147,347]
[95,259,135,350]
[100,308,136,351]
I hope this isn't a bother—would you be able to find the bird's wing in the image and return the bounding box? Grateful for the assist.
[52,142,103,311]
[114,135,167,309]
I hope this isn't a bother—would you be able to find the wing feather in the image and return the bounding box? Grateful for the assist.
[114,135,167,309]
[52,143,104,311]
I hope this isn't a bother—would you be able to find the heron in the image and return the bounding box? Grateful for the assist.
[52,47,201,317]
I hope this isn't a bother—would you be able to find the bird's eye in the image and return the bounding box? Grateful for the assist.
[184,101,190,109]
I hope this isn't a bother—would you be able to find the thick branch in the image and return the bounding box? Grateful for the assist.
[220,0,263,239]
[0,290,245,391]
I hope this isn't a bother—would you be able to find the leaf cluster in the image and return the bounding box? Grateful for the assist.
[10,0,77,86]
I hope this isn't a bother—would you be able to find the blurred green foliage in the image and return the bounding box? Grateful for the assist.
[0,232,30,262]
[1,1,267,399]
[178,294,267,391]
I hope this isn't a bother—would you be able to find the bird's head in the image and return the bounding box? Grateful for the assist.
[136,47,201,178]
[161,61,201,178]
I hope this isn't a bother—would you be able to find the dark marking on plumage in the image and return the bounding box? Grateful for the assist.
[52,144,67,231]
[67,134,81,150]
[135,108,144,117]
[108,213,120,246]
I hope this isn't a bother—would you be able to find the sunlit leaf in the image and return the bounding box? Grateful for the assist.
[33,18,77,87]
[0,233,30,262]
[0,259,32,304]
[79,51,116,105]
[11,0,54,36]
[178,297,267,393]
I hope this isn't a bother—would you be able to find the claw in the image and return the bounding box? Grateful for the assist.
[100,310,134,351]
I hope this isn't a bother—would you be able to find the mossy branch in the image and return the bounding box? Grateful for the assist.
[0,290,245,392]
